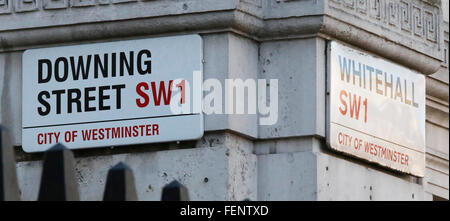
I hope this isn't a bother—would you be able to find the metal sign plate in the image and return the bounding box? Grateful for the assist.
[328,41,426,177]
[22,35,203,152]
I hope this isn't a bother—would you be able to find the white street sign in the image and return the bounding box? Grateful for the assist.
[22,35,203,152]
[328,41,426,177]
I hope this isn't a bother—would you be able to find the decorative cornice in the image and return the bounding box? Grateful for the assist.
[0,0,445,77]
[426,76,449,103]
[326,0,442,60]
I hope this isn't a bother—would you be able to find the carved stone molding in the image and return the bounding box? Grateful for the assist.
[0,0,445,77]
[0,0,142,14]
[329,0,439,43]
[326,0,442,61]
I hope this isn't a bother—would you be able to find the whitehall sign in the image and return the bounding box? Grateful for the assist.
[327,41,426,177]
[22,35,203,152]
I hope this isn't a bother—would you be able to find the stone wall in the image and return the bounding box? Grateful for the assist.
[0,0,448,200]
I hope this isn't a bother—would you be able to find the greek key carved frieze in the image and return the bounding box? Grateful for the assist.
[0,0,443,49]
[0,0,12,14]
[328,0,440,44]
[0,0,140,14]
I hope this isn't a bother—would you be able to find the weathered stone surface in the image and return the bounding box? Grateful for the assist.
[2,0,447,201]
[0,126,19,201]
[103,162,138,201]
[0,0,444,75]
[161,180,189,201]
[257,146,428,201]
[38,144,79,201]
[17,132,257,201]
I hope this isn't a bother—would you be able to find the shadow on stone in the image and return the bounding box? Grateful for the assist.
[103,162,138,201]
[161,180,190,201]
[0,126,20,201]
[38,144,79,201]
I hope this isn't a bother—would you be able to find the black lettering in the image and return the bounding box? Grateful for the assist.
[112,53,117,77]
[51,90,66,114]
[112,84,126,109]
[54,57,69,82]
[70,55,91,80]
[99,86,111,111]
[38,59,52,84]
[137,50,151,75]
[37,91,51,116]
[120,51,134,76]
[94,54,108,79]
[67,89,82,113]
[84,87,96,112]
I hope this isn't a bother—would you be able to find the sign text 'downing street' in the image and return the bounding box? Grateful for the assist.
[22,35,203,152]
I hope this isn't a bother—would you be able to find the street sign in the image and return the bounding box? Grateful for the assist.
[327,41,426,177]
[22,35,203,152]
